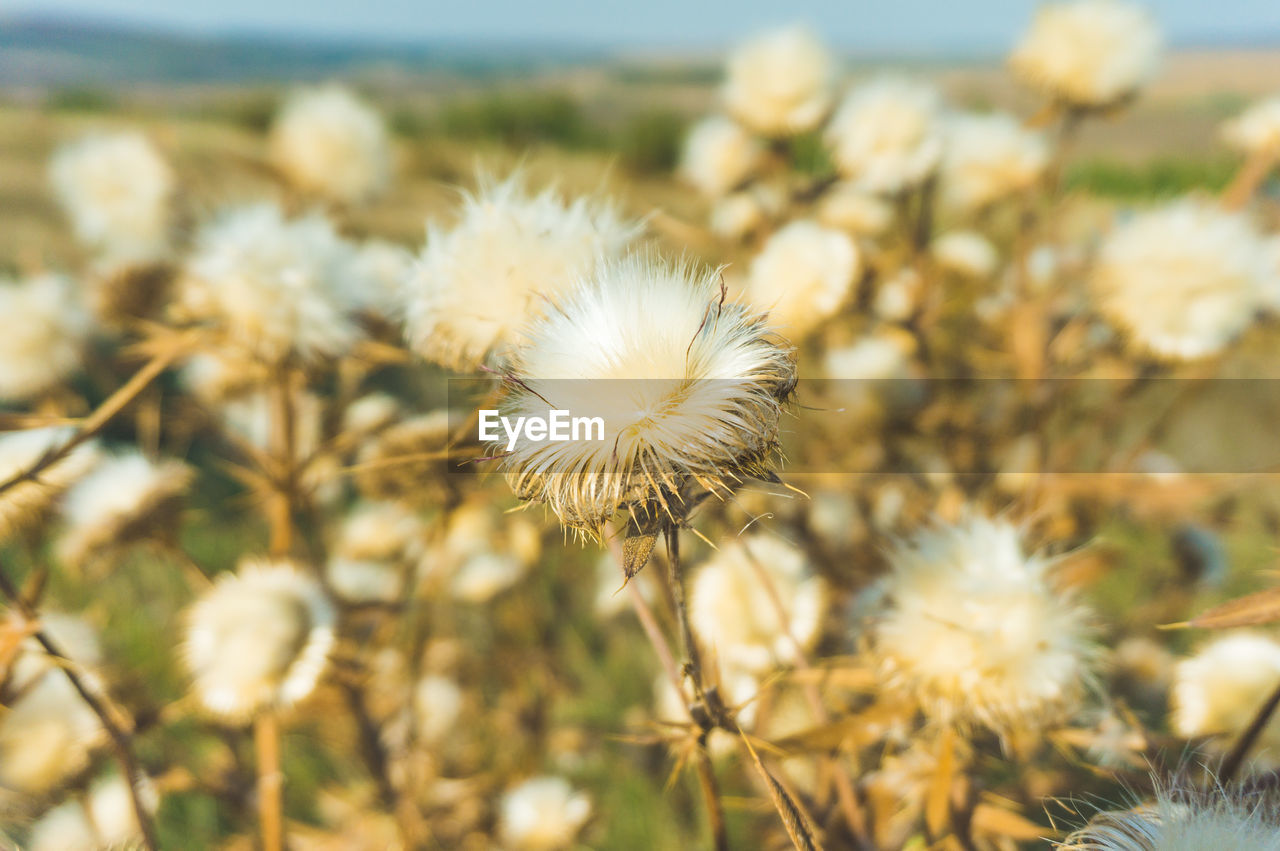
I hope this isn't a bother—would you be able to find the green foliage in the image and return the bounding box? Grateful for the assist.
[789,131,835,178]
[618,110,685,174]
[438,92,606,149]
[45,86,116,113]
[1066,156,1238,199]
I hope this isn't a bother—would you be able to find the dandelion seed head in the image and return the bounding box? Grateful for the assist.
[1092,199,1271,360]
[0,273,92,403]
[745,220,860,338]
[498,775,592,851]
[679,115,763,198]
[723,25,834,136]
[49,132,173,262]
[404,175,639,371]
[688,534,825,675]
[177,202,361,363]
[870,515,1094,736]
[183,559,336,722]
[939,112,1049,212]
[269,84,391,203]
[495,253,796,536]
[1010,0,1161,109]
[825,77,944,193]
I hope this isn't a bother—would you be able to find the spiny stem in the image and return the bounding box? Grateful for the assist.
[0,566,158,850]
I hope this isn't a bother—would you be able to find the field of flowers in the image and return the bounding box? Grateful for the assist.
[5,2,1280,849]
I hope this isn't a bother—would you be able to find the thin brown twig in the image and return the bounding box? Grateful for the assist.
[1220,675,1280,785]
[255,710,285,851]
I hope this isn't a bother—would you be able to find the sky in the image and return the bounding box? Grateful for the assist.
[5,0,1280,52]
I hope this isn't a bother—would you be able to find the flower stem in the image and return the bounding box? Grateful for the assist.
[255,710,285,851]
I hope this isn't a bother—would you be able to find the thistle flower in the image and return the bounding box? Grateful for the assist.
[931,230,1000,279]
[494,253,796,537]
[1172,633,1280,765]
[430,499,541,602]
[177,202,361,364]
[57,451,192,568]
[27,773,157,851]
[326,557,402,605]
[1222,95,1280,158]
[1059,783,1280,849]
[179,350,270,405]
[745,220,860,338]
[709,186,782,241]
[825,78,944,194]
[1091,199,1272,360]
[723,25,834,137]
[498,775,592,851]
[0,273,92,403]
[688,533,825,674]
[939,112,1049,212]
[0,427,100,543]
[0,613,104,794]
[404,175,639,371]
[48,132,173,262]
[183,559,336,722]
[340,239,413,319]
[1009,0,1161,109]
[269,84,391,204]
[679,115,763,198]
[817,183,895,236]
[869,515,1094,736]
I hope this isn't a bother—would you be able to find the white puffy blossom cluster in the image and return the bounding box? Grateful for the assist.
[0,273,92,403]
[869,515,1094,736]
[1222,95,1280,158]
[269,84,391,203]
[939,112,1049,212]
[177,202,363,363]
[745,220,859,337]
[688,534,825,675]
[498,775,592,851]
[825,77,944,194]
[1091,199,1274,360]
[679,115,763,198]
[723,25,834,137]
[1172,633,1280,765]
[0,427,100,542]
[183,559,336,722]
[27,774,156,851]
[1009,0,1161,109]
[49,131,174,262]
[404,175,639,370]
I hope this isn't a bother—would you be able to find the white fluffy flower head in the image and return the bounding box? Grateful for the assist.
[825,77,944,194]
[679,115,763,198]
[1009,0,1161,109]
[183,559,336,722]
[1222,95,1280,158]
[499,775,592,851]
[745,220,859,337]
[689,534,825,674]
[494,253,796,537]
[939,112,1049,212]
[723,25,834,136]
[871,515,1094,736]
[0,273,91,403]
[49,131,173,261]
[932,230,999,279]
[1172,632,1280,763]
[1059,783,1280,850]
[1091,199,1272,360]
[404,175,638,371]
[178,202,361,363]
[269,84,391,203]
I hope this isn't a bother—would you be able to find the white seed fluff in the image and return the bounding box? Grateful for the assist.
[1009,0,1161,109]
[269,84,391,203]
[0,427,100,543]
[745,220,860,337]
[49,132,173,261]
[0,273,91,403]
[1091,199,1272,360]
[499,775,592,851]
[679,115,764,198]
[404,175,639,371]
[722,25,834,137]
[939,112,1049,212]
[825,77,944,194]
[1222,95,1280,158]
[1172,632,1280,765]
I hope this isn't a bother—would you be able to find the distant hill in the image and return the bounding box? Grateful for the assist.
[0,15,609,87]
